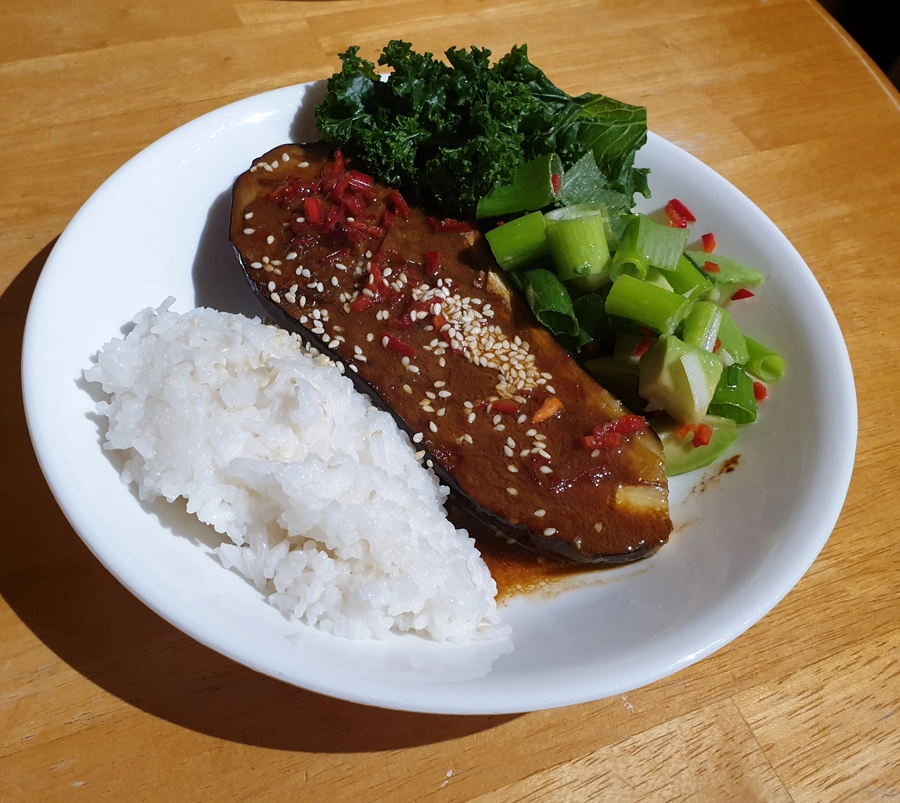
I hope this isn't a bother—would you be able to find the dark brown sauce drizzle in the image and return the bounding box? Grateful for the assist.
[444,496,601,600]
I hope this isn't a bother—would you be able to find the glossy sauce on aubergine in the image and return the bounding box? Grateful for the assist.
[230,143,673,564]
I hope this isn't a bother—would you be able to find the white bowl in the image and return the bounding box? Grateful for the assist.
[22,82,856,714]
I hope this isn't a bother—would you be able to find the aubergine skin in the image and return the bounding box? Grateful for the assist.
[230,144,672,564]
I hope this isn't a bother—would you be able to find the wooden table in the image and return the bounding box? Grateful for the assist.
[2,0,898,799]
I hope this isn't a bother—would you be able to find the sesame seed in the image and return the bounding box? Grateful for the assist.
[243,228,255,235]
[408,365,420,374]
[287,251,297,260]
[591,449,601,458]
[503,446,514,457]
[429,421,438,433]
[244,212,254,220]
[506,487,518,496]
[534,509,546,517]
[539,465,553,474]
[506,437,516,448]
[494,424,506,432]
[266,235,275,245]
[282,152,290,162]
[250,262,262,269]
[403,384,412,394]
[526,429,537,437]
[437,408,446,417]
[467,413,476,424]
[594,522,604,532]
[267,281,276,291]
[413,432,424,443]
[493,415,502,425]
[534,434,547,441]
[520,449,530,458]
[464,401,474,409]
[433,380,446,388]
[543,528,557,536]
[270,292,281,303]
[438,390,451,398]
[507,465,518,473]
[517,414,527,424]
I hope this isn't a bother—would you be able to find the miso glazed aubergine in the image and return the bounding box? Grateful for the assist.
[230,144,672,564]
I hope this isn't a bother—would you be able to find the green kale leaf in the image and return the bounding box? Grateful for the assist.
[315,41,649,217]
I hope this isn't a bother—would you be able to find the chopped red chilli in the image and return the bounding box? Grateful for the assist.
[731,288,755,300]
[675,423,713,448]
[551,173,562,194]
[664,198,696,228]
[701,232,716,252]
[581,414,648,450]
[304,195,323,225]
[753,381,768,401]
[634,337,652,358]
[425,250,442,276]
[491,399,520,416]
[385,189,410,218]
[692,423,713,448]
[703,261,720,273]
[425,217,475,232]
[382,333,416,359]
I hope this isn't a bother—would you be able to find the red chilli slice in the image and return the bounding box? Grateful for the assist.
[551,173,562,194]
[491,399,520,416]
[664,198,696,228]
[581,414,647,450]
[692,423,713,448]
[731,288,755,301]
[348,295,373,313]
[425,250,442,276]
[634,337,652,358]
[425,217,475,233]
[703,260,721,273]
[753,381,768,401]
[303,196,323,225]
[382,333,416,359]
[386,189,410,219]
[701,232,716,253]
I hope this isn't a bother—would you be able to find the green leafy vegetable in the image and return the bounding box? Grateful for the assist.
[315,41,649,217]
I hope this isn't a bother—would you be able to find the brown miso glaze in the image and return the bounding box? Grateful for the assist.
[230,144,673,564]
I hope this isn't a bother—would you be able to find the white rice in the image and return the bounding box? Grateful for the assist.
[86,300,504,642]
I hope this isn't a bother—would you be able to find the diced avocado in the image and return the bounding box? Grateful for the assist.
[639,335,724,424]
[652,415,739,476]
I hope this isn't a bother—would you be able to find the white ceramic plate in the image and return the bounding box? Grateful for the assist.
[22,82,856,715]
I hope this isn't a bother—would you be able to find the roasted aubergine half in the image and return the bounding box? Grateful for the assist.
[230,143,673,564]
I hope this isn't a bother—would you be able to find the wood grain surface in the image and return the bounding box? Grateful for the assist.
[2,0,899,800]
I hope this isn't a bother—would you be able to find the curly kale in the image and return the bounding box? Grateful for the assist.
[315,41,649,217]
